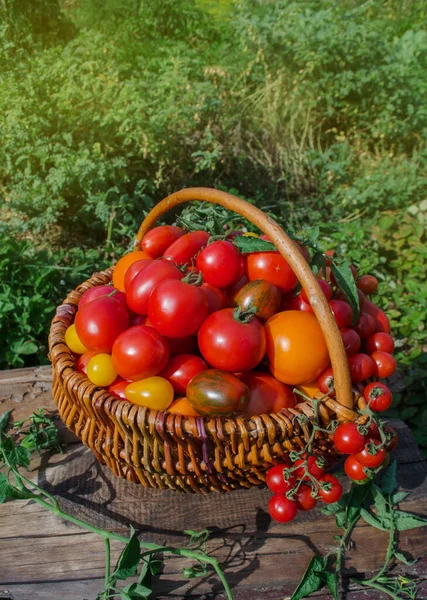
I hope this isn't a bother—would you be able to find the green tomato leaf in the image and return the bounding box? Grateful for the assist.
[1,437,31,469]
[394,511,427,531]
[0,473,35,503]
[310,251,327,277]
[391,491,409,505]
[346,481,373,524]
[360,508,388,530]
[233,236,276,253]
[324,570,339,600]
[113,527,140,580]
[290,555,328,600]
[0,410,13,435]
[394,551,417,566]
[381,460,398,495]
[329,260,360,323]
[372,485,388,519]
[121,582,152,598]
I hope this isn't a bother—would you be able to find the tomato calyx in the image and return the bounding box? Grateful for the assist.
[181,270,204,286]
[232,305,258,323]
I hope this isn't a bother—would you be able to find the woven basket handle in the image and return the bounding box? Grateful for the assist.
[136,187,354,410]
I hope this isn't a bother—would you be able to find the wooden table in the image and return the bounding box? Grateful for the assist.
[1,366,427,600]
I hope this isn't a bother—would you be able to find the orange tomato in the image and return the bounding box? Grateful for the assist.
[296,380,321,400]
[112,250,151,292]
[168,397,201,417]
[240,372,296,417]
[265,311,330,385]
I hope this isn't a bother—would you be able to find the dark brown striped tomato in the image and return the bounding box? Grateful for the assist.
[232,279,281,323]
[186,369,249,416]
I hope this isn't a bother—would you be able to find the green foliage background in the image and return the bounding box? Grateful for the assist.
[0,1,426,445]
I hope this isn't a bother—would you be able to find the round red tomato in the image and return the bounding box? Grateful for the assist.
[124,259,153,292]
[353,313,375,339]
[295,454,326,480]
[347,353,375,382]
[285,294,313,312]
[200,283,229,315]
[160,354,207,395]
[108,378,128,399]
[198,308,266,372]
[370,351,396,379]
[75,296,129,353]
[79,285,127,309]
[76,350,98,375]
[296,484,317,511]
[246,251,298,294]
[317,368,335,396]
[317,474,343,504]
[266,463,296,495]
[344,455,368,481]
[363,300,391,334]
[112,325,169,381]
[364,332,394,354]
[357,275,379,295]
[141,225,184,258]
[163,230,209,266]
[333,422,365,454]
[196,240,243,288]
[268,495,298,523]
[340,328,361,356]
[363,382,392,412]
[240,372,296,417]
[186,369,250,416]
[354,439,386,468]
[127,259,182,315]
[329,300,353,329]
[233,280,281,323]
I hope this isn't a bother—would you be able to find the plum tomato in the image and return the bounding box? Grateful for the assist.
[198,308,266,372]
[300,279,332,304]
[370,351,396,379]
[246,251,298,294]
[65,324,89,355]
[340,328,361,356]
[357,275,379,295]
[87,354,118,387]
[265,311,330,385]
[266,463,296,495]
[75,296,129,353]
[296,484,317,511]
[333,422,365,454]
[268,495,298,523]
[233,279,281,323]
[112,325,169,381]
[125,376,174,410]
[163,230,209,266]
[167,397,201,417]
[126,259,182,315]
[363,382,392,412]
[240,372,296,417]
[344,455,369,481]
[317,474,343,503]
[160,354,207,395]
[353,312,376,339]
[76,350,98,375]
[347,353,375,382]
[148,278,208,337]
[186,369,250,416]
[108,377,128,399]
[364,332,395,354]
[317,367,335,396]
[201,283,229,315]
[79,285,127,309]
[124,259,153,292]
[196,240,244,288]
[141,225,184,258]
[112,250,151,292]
[329,300,353,329]
[354,439,386,468]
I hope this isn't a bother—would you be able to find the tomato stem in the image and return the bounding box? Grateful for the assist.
[233,305,258,323]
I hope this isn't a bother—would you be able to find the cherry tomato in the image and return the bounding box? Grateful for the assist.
[333,422,365,454]
[186,369,250,416]
[160,354,207,394]
[87,354,118,387]
[108,377,128,399]
[76,350,98,375]
[196,240,244,288]
[125,376,174,410]
[296,484,317,511]
[124,259,153,292]
[384,426,398,452]
[353,313,375,339]
[354,439,386,468]
[357,275,379,295]
[65,324,89,355]
[79,285,127,309]
[201,283,229,315]
[300,279,332,304]
[363,300,391,334]
[246,251,298,294]
[340,328,361,356]
[265,311,330,385]
[266,463,296,495]
[167,397,201,417]
[268,495,298,523]
[112,250,151,292]
[317,367,335,396]
[75,296,129,353]
[141,225,184,258]
[165,335,197,357]
[240,372,296,417]
[364,332,395,354]
[344,455,368,481]
[363,382,392,412]
[295,454,326,480]
[148,279,208,337]
[317,474,343,504]
[198,308,266,372]
[112,325,169,381]
[127,259,182,315]
[370,351,396,379]
[287,294,313,312]
[233,280,281,323]
[347,353,375,382]
[163,230,209,266]
[329,300,353,329]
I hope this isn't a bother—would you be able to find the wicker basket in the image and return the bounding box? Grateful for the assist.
[49,188,363,494]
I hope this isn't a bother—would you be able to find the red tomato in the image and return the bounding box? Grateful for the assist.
[295,454,326,480]
[108,378,128,399]
[344,455,369,481]
[341,328,361,356]
[75,296,129,353]
[363,382,392,412]
[160,354,207,394]
[333,422,365,454]
[300,279,332,304]
[317,367,335,396]
[196,240,243,288]
[364,332,395,354]
[240,372,296,417]
[246,252,298,294]
[347,353,375,382]
[287,294,313,312]
[79,285,127,309]
[329,300,353,329]
[357,275,379,295]
[363,300,391,334]
[124,259,153,292]
[141,225,184,258]
[165,335,197,356]
[268,495,298,523]
[317,474,343,503]
[76,350,98,375]
[200,283,229,315]
[353,313,375,339]
[111,325,169,381]
[163,230,209,266]
[198,308,266,372]
[148,279,208,337]
[266,463,296,495]
[296,484,317,511]
[127,259,182,315]
[354,439,386,468]
[370,351,396,379]
[385,427,398,452]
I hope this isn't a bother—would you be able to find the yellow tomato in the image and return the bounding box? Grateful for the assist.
[125,377,174,409]
[87,354,118,387]
[242,232,259,237]
[65,324,89,355]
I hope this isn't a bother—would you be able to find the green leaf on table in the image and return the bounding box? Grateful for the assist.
[0,473,35,503]
[1,437,31,469]
[233,236,276,253]
[346,482,373,523]
[329,259,360,323]
[394,510,427,531]
[324,570,339,600]
[372,485,388,518]
[290,555,328,600]
[0,410,12,434]
[121,582,152,598]
[392,491,409,505]
[360,508,388,530]
[395,551,417,566]
[381,460,398,495]
[114,527,140,580]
